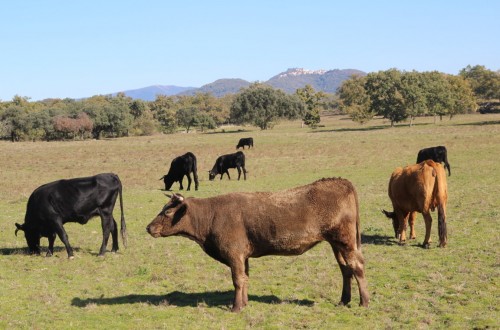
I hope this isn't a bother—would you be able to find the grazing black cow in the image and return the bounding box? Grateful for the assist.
[416,146,451,176]
[160,152,199,191]
[14,173,127,259]
[209,151,247,181]
[236,137,253,149]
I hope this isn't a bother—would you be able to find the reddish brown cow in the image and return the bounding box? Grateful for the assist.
[382,160,448,248]
[147,178,369,312]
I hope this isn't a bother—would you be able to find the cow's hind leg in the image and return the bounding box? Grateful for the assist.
[331,243,369,307]
[422,212,433,249]
[408,211,417,239]
[331,245,352,305]
[99,211,118,255]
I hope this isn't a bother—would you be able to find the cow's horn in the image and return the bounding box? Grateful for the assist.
[15,223,24,236]
[164,193,172,198]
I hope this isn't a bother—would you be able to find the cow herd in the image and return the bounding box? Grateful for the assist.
[12,137,451,312]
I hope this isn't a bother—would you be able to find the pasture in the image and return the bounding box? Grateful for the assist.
[0,114,498,329]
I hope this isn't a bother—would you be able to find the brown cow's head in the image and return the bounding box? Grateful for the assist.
[146,193,187,238]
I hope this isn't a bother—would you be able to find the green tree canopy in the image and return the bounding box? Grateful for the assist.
[459,65,500,100]
[230,83,304,130]
[337,75,373,124]
[365,69,407,126]
[295,85,325,128]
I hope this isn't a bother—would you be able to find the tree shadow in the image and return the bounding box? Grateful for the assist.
[204,129,252,135]
[361,234,397,246]
[71,290,314,309]
[455,120,500,127]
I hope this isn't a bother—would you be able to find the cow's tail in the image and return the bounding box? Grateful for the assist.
[118,177,127,248]
[433,165,448,247]
[353,189,362,251]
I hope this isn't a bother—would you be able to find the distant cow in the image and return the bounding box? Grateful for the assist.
[236,137,253,149]
[382,160,448,248]
[147,178,369,312]
[160,152,199,191]
[208,151,247,181]
[15,173,127,258]
[416,146,451,176]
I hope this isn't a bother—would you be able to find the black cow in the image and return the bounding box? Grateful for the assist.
[160,152,199,191]
[236,137,253,149]
[416,146,451,176]
[209,151,247,181]
[14,173,127,259]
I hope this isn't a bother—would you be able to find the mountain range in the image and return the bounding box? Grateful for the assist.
[114,68,366,100]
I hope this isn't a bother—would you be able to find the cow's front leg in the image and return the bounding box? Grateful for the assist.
[46,233,56,257]
[229,258,248,312]
[53,221,74,258]
[179,176,184,190]
[397,211,409,244]
[186,174,192,191]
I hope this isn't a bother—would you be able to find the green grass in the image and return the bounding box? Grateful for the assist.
[1,114,499,329]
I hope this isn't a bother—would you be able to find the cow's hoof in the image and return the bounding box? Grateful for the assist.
[68,255,75,260]
[423,243,430,249]
[231,305,243,313]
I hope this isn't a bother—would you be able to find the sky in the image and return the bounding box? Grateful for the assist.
[1,0,499,101]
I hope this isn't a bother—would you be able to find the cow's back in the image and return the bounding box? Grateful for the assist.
[26,173,120,224]
[388,161,440,213]
[196,178,358,256]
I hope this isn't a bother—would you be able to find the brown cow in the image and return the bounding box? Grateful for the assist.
[382,160,448,248]
[146,178,369,312]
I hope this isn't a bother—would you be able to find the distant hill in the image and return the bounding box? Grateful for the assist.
[113,85,196,101]
[178,79,251,97]
[265,68,366,94]
[109,68,366,100]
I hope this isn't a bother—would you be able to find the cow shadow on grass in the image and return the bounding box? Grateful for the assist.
[361,234,396,246]
[71,290,314,309]
[0,246,81,256]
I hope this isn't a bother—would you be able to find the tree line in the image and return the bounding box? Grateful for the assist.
[0,65,497,141]
[338,65,499,126]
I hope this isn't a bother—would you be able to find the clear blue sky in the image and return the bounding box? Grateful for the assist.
[1,0,499,101]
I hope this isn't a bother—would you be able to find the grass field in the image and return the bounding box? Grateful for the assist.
[0,114,498,329]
